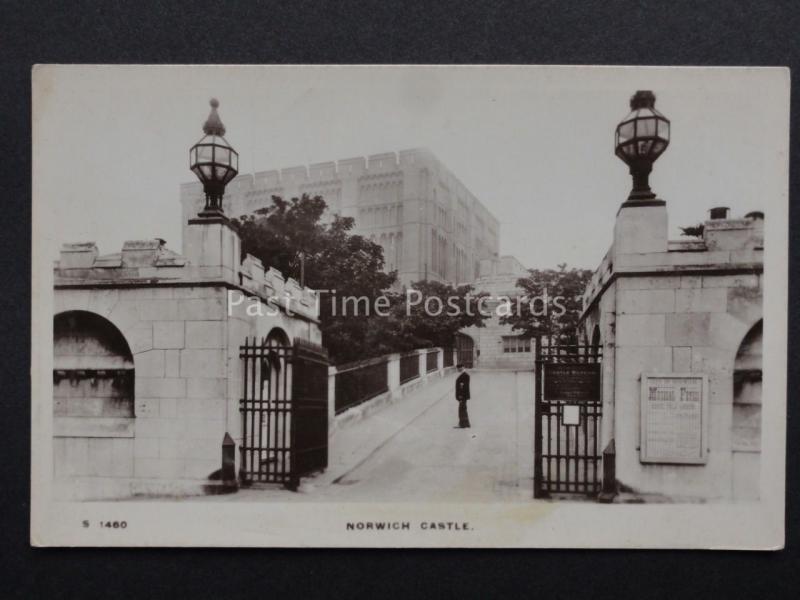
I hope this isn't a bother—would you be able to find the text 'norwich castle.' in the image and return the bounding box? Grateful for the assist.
[181,148,499,286]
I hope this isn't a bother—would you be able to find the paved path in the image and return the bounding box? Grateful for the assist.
[315,370,535,502]
[182,370,535,503]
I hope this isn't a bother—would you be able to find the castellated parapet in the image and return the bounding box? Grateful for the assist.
[180,148,501,287]
[55,237,320,323]
[581,214,764,313]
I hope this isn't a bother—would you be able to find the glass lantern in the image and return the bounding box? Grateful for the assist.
[189,99,239,215]
[614,91,670,201]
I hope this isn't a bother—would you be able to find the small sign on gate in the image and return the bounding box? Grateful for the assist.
[543,363,601,401]
[561,404,581,426]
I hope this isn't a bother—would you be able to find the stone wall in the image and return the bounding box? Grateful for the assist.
[54,282,318,499]
[52,221,322,500]
[579,212,763,501]
[463,319,535,370]
[463,255,534,370]
[329,347,457,434]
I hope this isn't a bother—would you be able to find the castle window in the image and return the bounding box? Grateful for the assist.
[502,336,531,353]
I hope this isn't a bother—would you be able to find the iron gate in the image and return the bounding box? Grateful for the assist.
[534,340,602,498]
[454,333,475,368]
[239,337,329,489]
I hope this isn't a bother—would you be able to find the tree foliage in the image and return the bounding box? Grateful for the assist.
[234,194,489,363]
[234,194,395,297]
[385,280,488,351]
[234,194,395,363]
[499,264,593,344]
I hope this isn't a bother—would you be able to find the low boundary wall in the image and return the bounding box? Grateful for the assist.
[328,347,457,435]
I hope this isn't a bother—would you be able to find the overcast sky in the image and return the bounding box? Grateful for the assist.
[34,65,787,270]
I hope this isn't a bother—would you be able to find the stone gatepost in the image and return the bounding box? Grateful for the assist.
[183,215,241,284]
[328,366,337,425]
[387,353,401,399]
[613,201,668,256]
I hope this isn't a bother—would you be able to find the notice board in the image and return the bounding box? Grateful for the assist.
[543,363,601,401]
[640,374,709,464]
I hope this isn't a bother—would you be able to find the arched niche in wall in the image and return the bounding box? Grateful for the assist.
[591,324,602,353]
[733,320,762,449]
[265,327,290,347]
[731,319,762,500]
[52,310,136,487]
[261,327,292,405]
[53,310,135,418]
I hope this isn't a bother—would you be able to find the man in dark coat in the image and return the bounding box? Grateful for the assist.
[455,364,471,428]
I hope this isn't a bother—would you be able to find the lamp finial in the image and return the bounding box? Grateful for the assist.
[630,90,656,110]
[203,98,226,136]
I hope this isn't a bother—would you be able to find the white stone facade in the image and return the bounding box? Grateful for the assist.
[179,148,500,286]
[579,206,763,501]
[53,219,323,499]
[462,256,535,370]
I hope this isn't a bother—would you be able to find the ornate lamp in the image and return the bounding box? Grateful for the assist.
[190,98,239,216]
[615,90,670,203]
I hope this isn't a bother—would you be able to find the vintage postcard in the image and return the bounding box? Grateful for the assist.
[30,65,788,548]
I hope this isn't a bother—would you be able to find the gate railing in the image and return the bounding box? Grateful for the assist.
[443,347,454,368]
[334,356,389,415]
[534,340,603,498]
[426,349,439,373]
[239,337,329,489]
[331,347,455,417]
[399,352,420,384]
[290,339,330,488]
[240,338,460,487]
[454,334,475,368]
[239,337,294,485]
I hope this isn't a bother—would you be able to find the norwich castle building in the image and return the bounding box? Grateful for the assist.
[180,148,499,287]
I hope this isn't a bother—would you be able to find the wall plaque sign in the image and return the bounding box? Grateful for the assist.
[543,363,601,401]
[561,404,581,426]
[640,374,708,464]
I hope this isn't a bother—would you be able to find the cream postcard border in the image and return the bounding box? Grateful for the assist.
[30,65,788,548]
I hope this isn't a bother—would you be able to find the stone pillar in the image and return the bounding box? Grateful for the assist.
[610,198,667,492]
[221,432,236,483]
[387,353,401,399]
[600,301,617,452]
[437,346,444,374]
[183,215,241,284]
[613,201,668,257]
[327,366,337,425]
[121,240,162,266]
[59,242,98,269]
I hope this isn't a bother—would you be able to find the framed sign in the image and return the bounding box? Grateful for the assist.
[640,374,709,464]
[543,363,601,401]
[561,404,581,426]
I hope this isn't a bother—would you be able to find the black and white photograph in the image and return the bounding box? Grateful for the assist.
[30,65,788,548]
